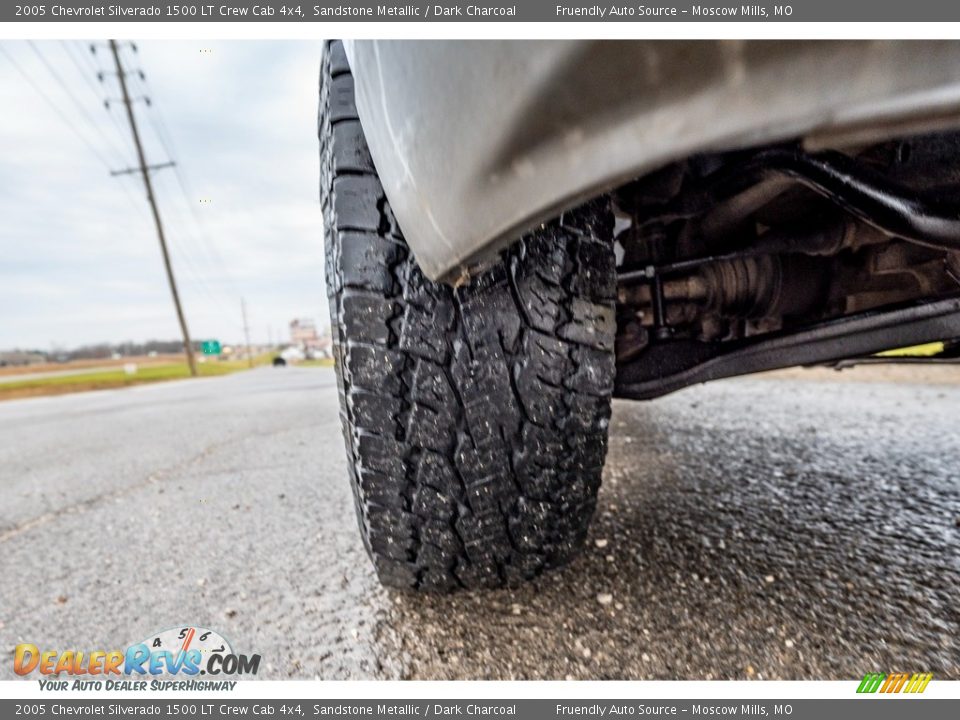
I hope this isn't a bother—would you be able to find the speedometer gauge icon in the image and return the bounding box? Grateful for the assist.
[138,626,233,673]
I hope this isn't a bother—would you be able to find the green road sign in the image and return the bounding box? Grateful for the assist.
[200,340,222,355]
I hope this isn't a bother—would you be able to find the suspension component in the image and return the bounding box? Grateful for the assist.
[646,147,960,252]
[619,254,828,329]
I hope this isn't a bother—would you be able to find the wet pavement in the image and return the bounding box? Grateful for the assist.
[1,367,957,680]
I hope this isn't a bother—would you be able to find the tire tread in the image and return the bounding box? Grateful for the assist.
[321,40,616,591]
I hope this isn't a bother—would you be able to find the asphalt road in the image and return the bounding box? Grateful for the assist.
[1,367,957,680]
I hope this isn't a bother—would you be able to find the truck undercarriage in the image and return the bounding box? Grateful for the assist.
[611,130,960,399]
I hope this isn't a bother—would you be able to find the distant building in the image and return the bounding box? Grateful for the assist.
[290,318,320,348]
[0,351,45,367]
[289,318,332,358]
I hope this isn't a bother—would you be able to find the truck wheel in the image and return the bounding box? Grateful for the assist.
[320,40,617,591]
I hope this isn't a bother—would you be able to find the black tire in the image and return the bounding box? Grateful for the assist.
[320,40,617,591]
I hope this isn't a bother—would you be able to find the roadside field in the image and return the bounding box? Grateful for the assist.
[297,358,335,368]
[762,363,960,385]
[0,354,281,401]
[0,354,184,378]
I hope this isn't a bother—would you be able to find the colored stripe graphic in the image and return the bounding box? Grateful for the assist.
[906,673,934,693]
[857,673,886,693]
[857,672,932,694]
[887,673,907,693]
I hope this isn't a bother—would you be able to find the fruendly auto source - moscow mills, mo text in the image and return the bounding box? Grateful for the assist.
[556,4,791,17]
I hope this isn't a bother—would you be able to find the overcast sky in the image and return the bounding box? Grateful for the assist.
[0,40,327,351]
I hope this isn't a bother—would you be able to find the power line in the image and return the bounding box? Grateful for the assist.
[108,38,198,377]
[3,40,243,345]
[0,43,117,173]
[156,172,242,302]
[108,53,246,341]
[27,40,130,167]
[155,210,247,328]
[104,77,230,306]
[71,39,102,75]
[58,39,135,157]
[54,41,156,221]
[1,43,163,231]
[97,44,241,332]
[58,41,106,105]
[43,39,245,340]
[70,38,142,158]
[132,72,244,301]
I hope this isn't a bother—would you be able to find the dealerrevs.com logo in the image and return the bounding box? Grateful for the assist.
[14,626,260,691]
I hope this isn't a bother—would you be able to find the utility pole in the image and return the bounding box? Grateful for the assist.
[241,297,253,368]
[109,39,197,377]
